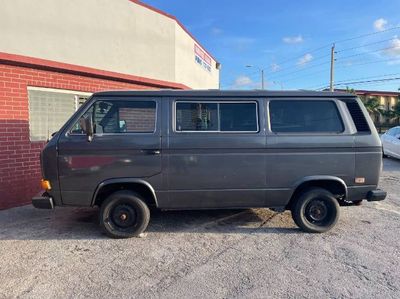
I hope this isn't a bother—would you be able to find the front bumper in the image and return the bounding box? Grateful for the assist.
[366,189,387,202]
[32,192,54,209]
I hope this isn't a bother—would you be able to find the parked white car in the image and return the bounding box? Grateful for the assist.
[381,126,400,159]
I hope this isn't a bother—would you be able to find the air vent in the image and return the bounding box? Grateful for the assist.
[346,101,370,132]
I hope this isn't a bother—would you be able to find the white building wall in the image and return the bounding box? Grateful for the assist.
[174,25,219,89]
[0,0,219,89]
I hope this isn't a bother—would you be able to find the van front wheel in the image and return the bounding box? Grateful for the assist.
[100,190,150,238]
[291,188,340,233]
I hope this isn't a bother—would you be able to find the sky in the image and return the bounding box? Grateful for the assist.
[144,0,400,91]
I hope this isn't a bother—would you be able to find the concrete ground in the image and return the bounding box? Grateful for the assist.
[0,159,399,299]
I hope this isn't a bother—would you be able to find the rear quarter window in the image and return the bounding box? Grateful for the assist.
[269,100,344,133]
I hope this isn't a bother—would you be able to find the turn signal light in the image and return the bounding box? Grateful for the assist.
[355,177,365,184]
[41,179,52,190]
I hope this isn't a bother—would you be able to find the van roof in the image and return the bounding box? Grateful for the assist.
[93,89,356,98]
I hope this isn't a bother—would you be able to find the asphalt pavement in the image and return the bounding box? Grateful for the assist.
[0,158,399,298]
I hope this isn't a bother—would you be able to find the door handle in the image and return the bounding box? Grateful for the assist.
[142,149,161,155]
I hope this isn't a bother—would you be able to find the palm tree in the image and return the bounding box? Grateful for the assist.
[345,86,355,94]
[384,102,400,124]
[360,96,384,115]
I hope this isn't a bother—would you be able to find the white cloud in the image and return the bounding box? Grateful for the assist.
[211,27,223,35]
[231,75,269,89]
[231,37,255,51]
[382,37,400,57]
[297,53,313,66]
[233,75,253,88]
[387,59,400,65]
[271,63,280,72]
[283,35,304,44]
[373,18,388,31]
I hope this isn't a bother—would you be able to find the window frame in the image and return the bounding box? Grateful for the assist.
[67,99,158,136]
[173,100,260,134]
[268,99,345,135]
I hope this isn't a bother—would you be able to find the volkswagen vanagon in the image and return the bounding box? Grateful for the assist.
[32,90,387,238]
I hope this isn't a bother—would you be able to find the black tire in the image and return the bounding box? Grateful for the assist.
[291,188,340,233]
[100,190,150,238]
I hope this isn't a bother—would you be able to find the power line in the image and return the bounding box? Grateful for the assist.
[333,25,400,44]
[266,26,400,73]
[281,68,330,83]
[310,73,400,90]
[335,77,400,86]
[268,61,331,80]
[223,26,400,90]
[320,80,400,90]
[336,37,398,53]
[335,73,400,84]
[316,76,400,90]
[337,45,400,60]
[343,80,400,88]
[271,44,331,67]
[336,57,400,68]
[267,53,331,77]
[278,55,400,89]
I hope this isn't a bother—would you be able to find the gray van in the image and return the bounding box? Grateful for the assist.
[32,90,386,238]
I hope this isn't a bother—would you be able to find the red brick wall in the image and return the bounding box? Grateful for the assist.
[0,63,168,209]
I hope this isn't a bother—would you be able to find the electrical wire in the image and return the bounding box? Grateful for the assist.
[337,45,400,60]
[333,25,400,44]
[310,73,400,90]
[337,57,400,68]
[336,37,398,53]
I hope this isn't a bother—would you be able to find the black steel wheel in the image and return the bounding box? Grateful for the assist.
[100,190,150,238]
[291,188,340,233]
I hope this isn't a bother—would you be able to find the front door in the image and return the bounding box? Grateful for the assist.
[163,98,267,209]
[57,97,162,206]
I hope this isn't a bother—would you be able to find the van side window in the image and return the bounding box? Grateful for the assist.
[175,101,258,132]
[70,106,94,134]
[269,100,344,133]
[93,100,156,133]
[176,102,218,131]
[220,103,258,132]
[71,100,156,134]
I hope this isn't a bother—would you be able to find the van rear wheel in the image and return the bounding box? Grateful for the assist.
[100,190,150,238]
[291,188,340,233]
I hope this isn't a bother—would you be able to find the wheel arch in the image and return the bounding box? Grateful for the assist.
[286,176,348,209]
[91,178,158,208]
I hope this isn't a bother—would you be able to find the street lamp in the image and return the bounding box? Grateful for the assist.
[246,65,265,90]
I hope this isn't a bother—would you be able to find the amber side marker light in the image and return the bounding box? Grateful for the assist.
[41,179,52,190]
[355,177,365,184]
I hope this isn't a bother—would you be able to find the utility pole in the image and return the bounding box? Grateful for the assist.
[246,65,265,90]
[330,43,335,92]
[261,69,265,90]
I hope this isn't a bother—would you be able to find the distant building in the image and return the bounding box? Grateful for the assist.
[0,0,220,209]
[334,89,400,124]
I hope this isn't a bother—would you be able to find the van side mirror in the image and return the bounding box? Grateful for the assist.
[79,115,94,142]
